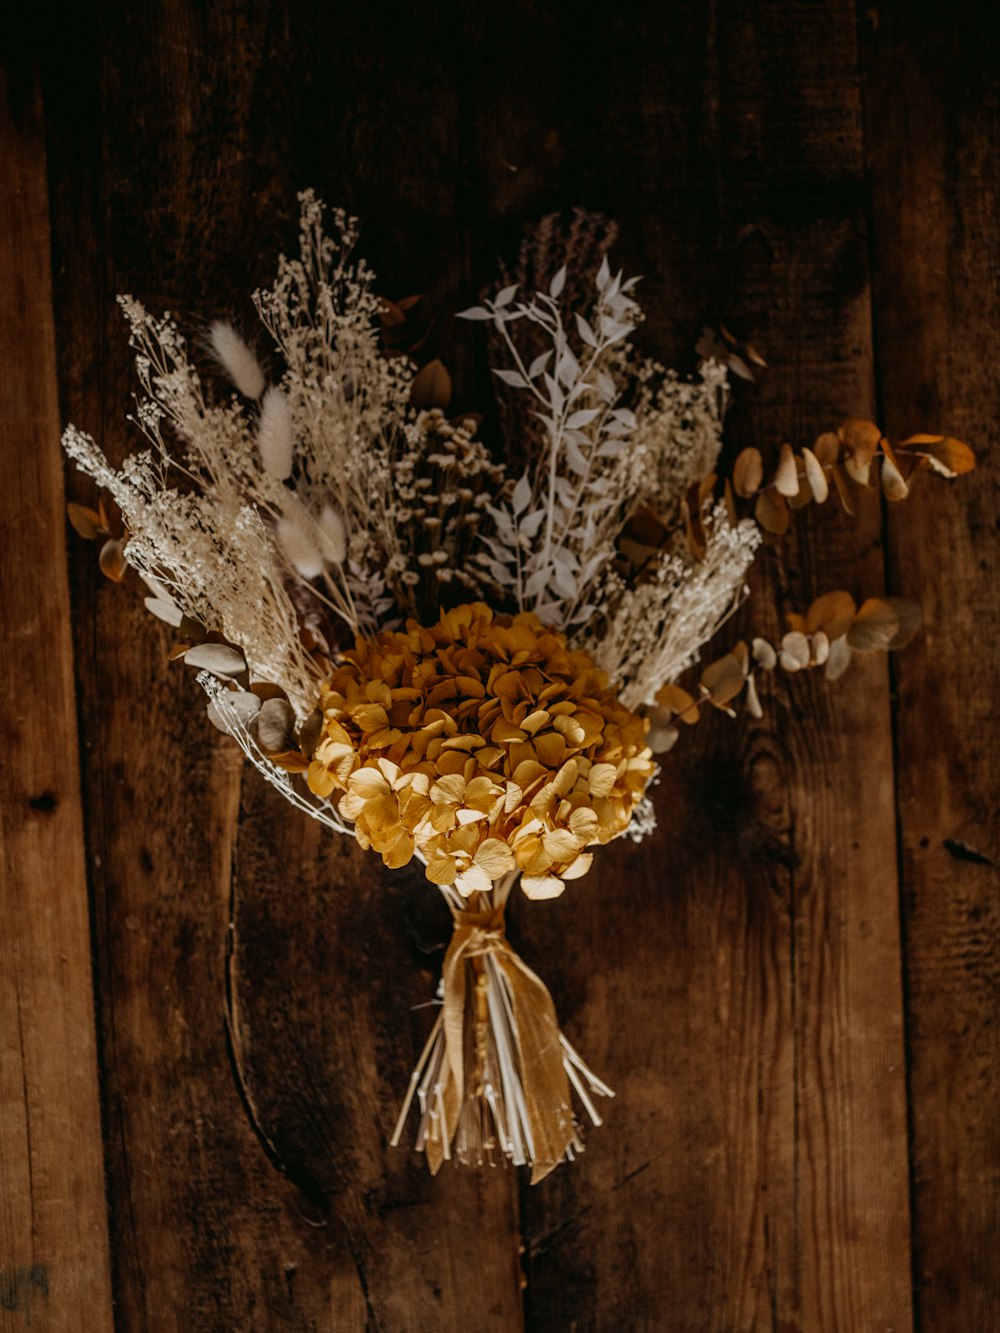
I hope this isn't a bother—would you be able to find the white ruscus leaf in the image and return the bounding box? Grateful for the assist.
[511,472,532,515]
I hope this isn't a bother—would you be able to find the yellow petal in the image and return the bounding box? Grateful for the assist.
[521,875,565,900]
[552,714,586,746]
[364,792,399,832]
[534,732,566,767]
[569,807,600,843]
[348,766,390,799]
[542,829,579,862]
[588,763,617,798]
[431,773,467,804]
[424,857,458,886]
[474,838,516,878]
[338,791,367,822]
[381,828,415,870]
[456,864,492,896]
[521,708,550,735]
[306,761,337,799]
[493,717,527,744]
[512,760,548,790]
[456,807,486,825]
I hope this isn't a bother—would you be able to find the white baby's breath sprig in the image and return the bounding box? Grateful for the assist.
[582,506,762,708]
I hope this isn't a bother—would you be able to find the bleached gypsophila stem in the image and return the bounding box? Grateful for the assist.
[112,291,368,646]
[63,426,326,715]
[581,506,761,709]
[252,190,412,632]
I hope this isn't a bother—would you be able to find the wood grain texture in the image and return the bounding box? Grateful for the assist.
[859,6,1000,1329]
[0,1,989,1329]
[43,2,522,1328]
[463,3,913,1329]
[0,61,114,1333]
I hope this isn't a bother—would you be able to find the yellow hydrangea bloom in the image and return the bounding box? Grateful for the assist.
[306,602,654,897]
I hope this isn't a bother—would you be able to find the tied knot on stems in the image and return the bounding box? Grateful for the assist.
[391,872,615,1183]
[452,905,507,956]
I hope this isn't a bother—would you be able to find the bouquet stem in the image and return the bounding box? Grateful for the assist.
[390,872,613,1184]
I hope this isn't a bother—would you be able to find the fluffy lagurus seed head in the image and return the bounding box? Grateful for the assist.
[306,602,655,898]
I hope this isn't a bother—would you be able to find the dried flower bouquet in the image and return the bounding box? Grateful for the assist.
[64,193,974,1183]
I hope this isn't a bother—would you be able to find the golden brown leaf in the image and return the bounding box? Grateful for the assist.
[67,501,103,540]
[682,483,708,559]
[723,478,738,527]
[655,682,700,724]
[701,651,747,705]
[98,536,127,582]
[801,447,829,503]
[410,358,453,410]
[900,434,976,477]
[846,598,900,652]
[733,447,764,498]
[788,471,814,509]
[272,750,310,774]
[805,590,857,640]
[813,431,841,466]
[377,296,407,328]
[178,614,208,645]
[840,419,880,486]
[879,437,909,500]
[830,463,856,515]
[774,443,800,497]
[755,488,791,535]
[298,708,324,759]
[883,596,922,649]
[250,681,290,703]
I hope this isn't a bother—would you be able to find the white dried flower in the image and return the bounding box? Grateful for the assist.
[317,503,347,565]
[276,512,324,580]
[257,386,294,480]
[209,320,265,399]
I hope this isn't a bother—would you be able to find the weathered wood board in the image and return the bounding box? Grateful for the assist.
[0,3,994,1329]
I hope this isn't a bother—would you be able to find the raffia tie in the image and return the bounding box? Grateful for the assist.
[425,905,575,1185]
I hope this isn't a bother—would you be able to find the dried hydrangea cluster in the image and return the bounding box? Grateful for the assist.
[305,602,654,898]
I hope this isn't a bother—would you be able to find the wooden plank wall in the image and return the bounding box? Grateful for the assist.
[1,3,996,1330]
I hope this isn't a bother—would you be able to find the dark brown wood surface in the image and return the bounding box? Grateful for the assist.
[2,3,996,1329]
